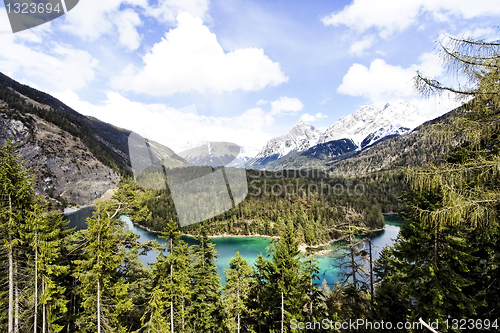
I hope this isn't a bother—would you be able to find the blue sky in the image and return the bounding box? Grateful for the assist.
[1,0,499,152]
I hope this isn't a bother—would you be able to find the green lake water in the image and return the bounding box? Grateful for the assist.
[65,208,403,286]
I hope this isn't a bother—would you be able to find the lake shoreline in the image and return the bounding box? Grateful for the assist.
[67,210,402,284]
[299,227,385,256]
[128,220,278,240]
[129,219,386,255]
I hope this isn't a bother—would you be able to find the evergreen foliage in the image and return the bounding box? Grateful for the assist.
[117,169,394,248]
[373,33,500,332]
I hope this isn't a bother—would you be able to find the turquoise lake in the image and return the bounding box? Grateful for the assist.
[65,207,403,286]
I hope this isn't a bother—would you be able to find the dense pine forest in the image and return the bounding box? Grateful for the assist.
[1,35,500,333]
[118,168,404,246]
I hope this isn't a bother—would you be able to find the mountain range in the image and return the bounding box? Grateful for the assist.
[0,71,460,208]
[246,101,428,170]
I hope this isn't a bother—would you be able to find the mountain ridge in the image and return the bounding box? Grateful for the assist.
[0,72,184,207]
[247,120,322,168]
[247,101,428,170]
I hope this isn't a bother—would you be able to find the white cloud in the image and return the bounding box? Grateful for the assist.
[300,112,328,122]
[322,0,500,37]
[60,0,147,50]
[112,9,143,51]
[338,52,444,102]
[145,0,210,24]
[270,96,304,115]
[110,12,288,96]
[230,107,275,129]
[337,53,466,115]
[54,90,274,152]
[0,35,98,92]
[256,99,268,105]
[338,59,416,102]
[60,0,212,51]
[349,35,377,56]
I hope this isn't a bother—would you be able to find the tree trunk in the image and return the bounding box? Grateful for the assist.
[42,276,46,333]
[281,291,284,333]
[14,259,19,333]
[8,247,14,333]
[97,280,101,333]
[350,246,357,289]
[237,282,240,333]
[97,217,101,333]
[310,269,313,317]
[34,231,38,333]
[181,301,185,330]
[170,238,174,333]
[434,229,438,265]
[369,239,374,307]
[7,194,14,333]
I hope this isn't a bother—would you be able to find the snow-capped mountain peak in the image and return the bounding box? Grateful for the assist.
[360,124,411,149]
[247,120,322,168]
[247,102,428,169]
[319,101,427,145]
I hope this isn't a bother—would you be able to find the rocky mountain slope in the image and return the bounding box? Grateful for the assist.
[0,72,179,207]
[247,120,321,168]
[276,105,465,175]
[0,72,132,174]
[359,124,410,149]
[0,110,120,206]
[319,101,427,145]
[248,102,428,170]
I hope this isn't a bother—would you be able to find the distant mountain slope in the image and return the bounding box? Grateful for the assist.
[0,72,182,207]
[247,120,321,169]
[319,101,427,145]
[0,72,132,174]
[0,110,120,206]
[325,106,467,176]
[252,104,463,173]
[301,138,357,159]
[248,102,428,170]
[359,124,410,149]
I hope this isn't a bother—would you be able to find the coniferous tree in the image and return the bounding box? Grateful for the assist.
[223,252,252,333]
[72,202,133,333]
[142,219,191,332]
[25,206,69,333]
[188,231,225,332]
[0,141,38,333]
[256,222,306,333]
[372,32,500,328]
[302,256,324,323]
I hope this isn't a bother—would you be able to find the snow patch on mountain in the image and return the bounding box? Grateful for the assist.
[360,124,410,149]
[248,120,321,167]
[319,102,427,146]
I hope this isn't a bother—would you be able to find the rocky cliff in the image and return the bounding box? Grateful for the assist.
[0,109,120,206]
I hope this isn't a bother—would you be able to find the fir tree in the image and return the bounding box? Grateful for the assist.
[73,202,133,333]
[142,219,191,332]
[188,231,225,332]
[223,252,252,333]
[0,140,37,333]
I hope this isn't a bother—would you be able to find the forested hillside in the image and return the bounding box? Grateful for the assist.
[0,74,132,175]
[118,168,405,246]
